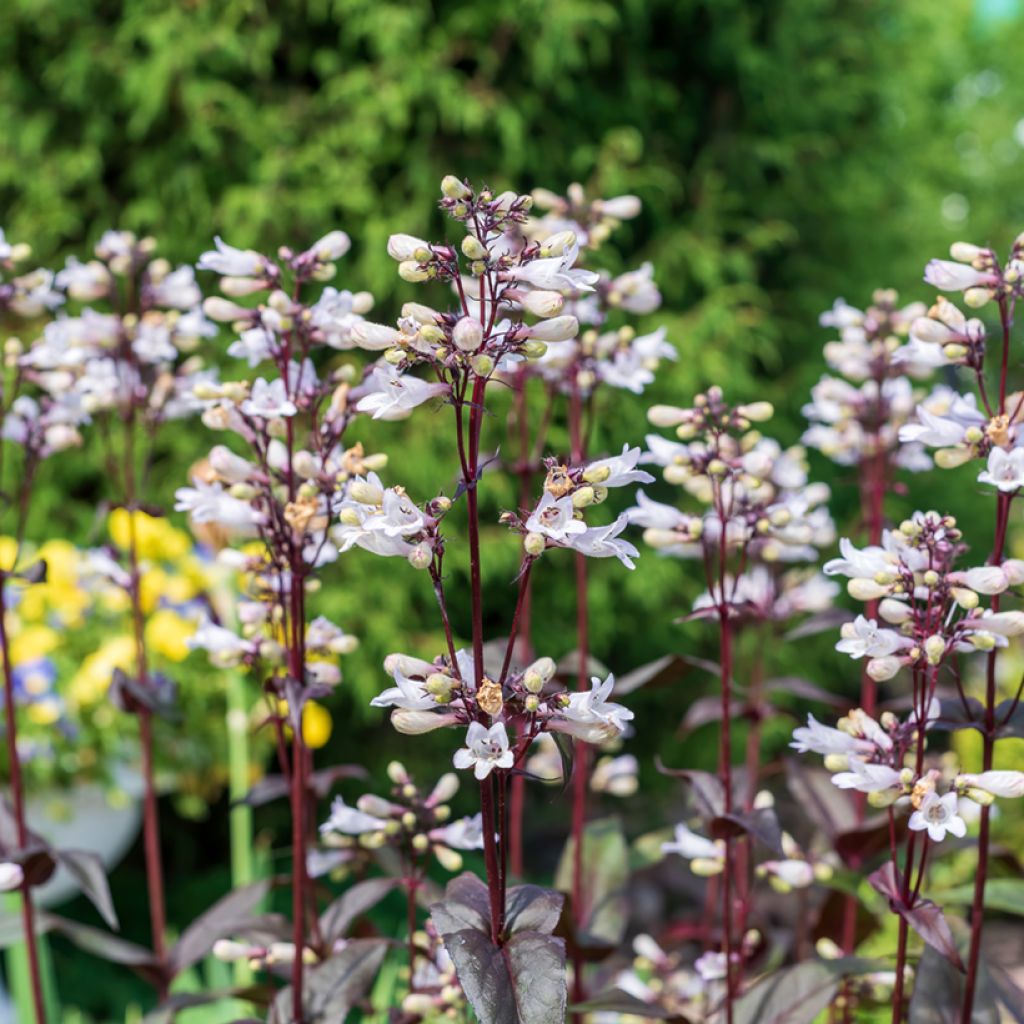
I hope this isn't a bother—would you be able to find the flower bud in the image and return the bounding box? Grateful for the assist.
[202,297,250,322]
[878,598,912,624]
[0,862,24,893]
[980,611,1024,636]
[220,276,267,297]
[647,404,688,428]
[398,261,430,283]
[523,657,556,693]
[951,587,979,610]
[470,354,494,377]
[690,857,724,877]
[963,287,994,309]
[387,761,409,785]
[848,578,889,601]
[433,845,463,872]
[461,235,488,261]
[736,401,774,422]
[350,479,384,504]
[408,543,432,570]
[213,939,254,962]
[428,773,460,805]
[441,176,472,200]
[923,634,946,666]
[451,316,483,352]
[523,315,578,342]
[935,446,974,469]
[823,754,849,772]
[391,710,458,735]
[866,656,901,681]
[599,195,642,220]
[519,290,564,318]
[351,322,401,351]
[572,486,596,508]
[867,788,900,808]
[524,532,546,556]
[538,230,577,257]
[387,234,431,262]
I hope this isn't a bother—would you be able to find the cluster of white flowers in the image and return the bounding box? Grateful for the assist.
[823,511,1024,682]
[628,386,836,621]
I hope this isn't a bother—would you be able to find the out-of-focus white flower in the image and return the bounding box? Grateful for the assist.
[320,796,387,836]
[198,237,266,277]
[978,448,1024,492]
[355,366,449,421]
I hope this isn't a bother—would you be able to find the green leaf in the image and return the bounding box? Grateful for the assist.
[933,878,1024,917]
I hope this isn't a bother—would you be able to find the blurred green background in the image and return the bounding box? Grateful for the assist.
[4,0,1024,1018]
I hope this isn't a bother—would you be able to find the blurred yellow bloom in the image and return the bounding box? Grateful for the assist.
[302,701,333,749]
[145,608,195,662]
[69,635,136,707]
[27,699,62,726]
[109,509,191,562]
[10,624,60,664]
[0,536,18,572]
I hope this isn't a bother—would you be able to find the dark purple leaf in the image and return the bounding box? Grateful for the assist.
[656,764,726,820]
[431,873,567,1024]
[995,698,1024,739]
[319,877,402,944]
[613,655,683,696]
[143,985,274,1024]
[270,938,388,1024]
[931,698,985,734]
[733,962,840,1023]
[56,850,118,929]
[169,878,273,976]
[44,913,164,987]
[109,668,178,718]
[763,676,848,709]
[554,650,610,681]
[710,807,784,855]
[834,815,903,869]
[16,560,47,585]
[784,608,852,641]
[571,989,689,1020]
[869,863,964,971]
[907,945,997,1022]
[785,761,857,839]
[679,695,731,734]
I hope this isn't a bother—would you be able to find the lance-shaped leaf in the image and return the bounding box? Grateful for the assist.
[238,764,367,808]
[656,763,726,820]
[931,878,1024,917]
[169,878,274,976]
[733,961,841,1024]
[44,913,165,988]
[571,988,688,1020]
[431,873,567,1024]
[319,877,402,945]
[554,817,629,948]
[709,807,784,856]
[270,938,388,1023]
[784,761,856,841]
[907,945,998,1022]
[869,863,964,971]
[56,849,118,929]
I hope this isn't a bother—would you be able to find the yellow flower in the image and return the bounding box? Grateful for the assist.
[0,536,18,572]
[27,698,62,726]
[68,635,137,707]
[145,608,195,663]
[109,509,191,562]
[10,624,60,665]
[302,702,333,749]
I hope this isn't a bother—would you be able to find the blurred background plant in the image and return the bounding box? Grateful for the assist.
[3,0,1024,1019]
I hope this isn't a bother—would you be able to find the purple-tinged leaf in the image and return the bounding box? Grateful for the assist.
[679,695,734,734]
[930,698,986,734]
[169,878,273,976]
[613,654,682,695]
[834,814,903,869]
[44,913,164,987]
[319,877,402,945]
[995,698,1024,739]
[869,863,964,971]
[784,608,852,641]
[710,807,784,856]
[571,989,690,1020]
[733,962,840,1023]
[763,676,847,709]
[16,560,47,585]
[907,945,997,1022]
[56,849,118,929]
[554,650,611,681]
[269,938,388,1023]
[656,763,726,820]
[785,761,857,839]
[142,985,274,1024]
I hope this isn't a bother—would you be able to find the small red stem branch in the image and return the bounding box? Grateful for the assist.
[0,575,47,1024]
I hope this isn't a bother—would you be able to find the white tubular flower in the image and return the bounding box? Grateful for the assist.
[240,377,297,419]
[866,655,902,682]
[174,478,262,529]
[434,814,485,850]
[560,675,634,737]
[320,796,388,836]
[188,619,254,663]
[0,862,24,892]
[923,259,992,292]
[355,366,449,420]
[453,722,514,780]
[823,537,894,579]
[835,616,911,659]
[522,315,579,342]
[790,714,864,756]
[567,515,640,569]
[662,823,723,862]
[309,230,351,262]
[391,709,460,735]
[878,598,913,624]
[350,321,402,351]
[525,493,587,543]
[974,611,1024,636]
[957,771,1024,798]
[908,791,967,842]
[761,859,816,890]
[978,448,1024,492]
[583,444,656,488]
[599,195,642,220]
[830,761,902,794]
[370,671,436,711]
[197,237,266,277]
[518,289,565,318]
[591,754,639,796]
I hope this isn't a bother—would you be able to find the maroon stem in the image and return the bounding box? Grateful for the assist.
[891,919,909,1023]
[406,859,419,987]
[718,603,736,1024]
[123,420,168,985]
[962,487,1013,1021]
[0,575,47,1024]
[567,372,590,1018]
